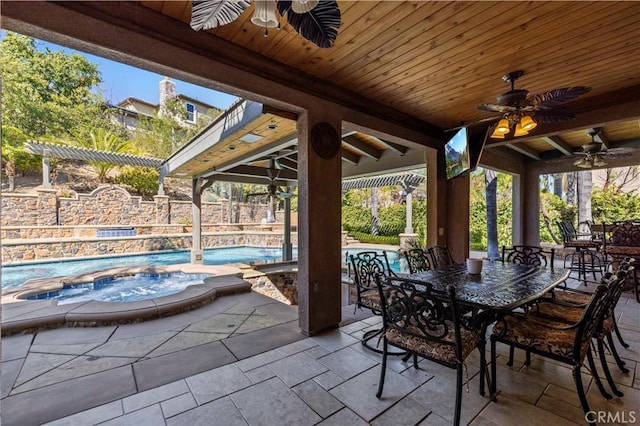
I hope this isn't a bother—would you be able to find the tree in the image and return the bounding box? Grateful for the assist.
[1,32,105,138]
[576,170,592,232]
[485,169,500,260]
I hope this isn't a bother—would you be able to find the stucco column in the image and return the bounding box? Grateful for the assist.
[404,190,413,233]
[426,148,447,246]
[297,112,342,336]
[191,177,203,263]
[446,173,471,263]
[522,170,541,246]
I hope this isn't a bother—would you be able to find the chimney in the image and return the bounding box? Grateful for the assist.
[159,76,176,116]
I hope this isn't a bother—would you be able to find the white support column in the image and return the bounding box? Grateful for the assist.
[42,149,51,189]
[191,177,203,264]
[404,191,413,233]
[282,187,293,261]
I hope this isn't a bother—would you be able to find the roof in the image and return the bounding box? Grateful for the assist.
[25,141,164,168]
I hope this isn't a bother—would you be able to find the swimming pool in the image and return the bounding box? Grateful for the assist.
[1,246,404,290]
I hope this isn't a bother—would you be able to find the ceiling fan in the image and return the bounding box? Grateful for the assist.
[190,0,341,48]
[572,131,632,169]
[245,157,296,222]
[478,71,591,139]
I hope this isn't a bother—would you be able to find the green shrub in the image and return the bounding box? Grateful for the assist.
[350,231,400,245]
[115,166,159,198]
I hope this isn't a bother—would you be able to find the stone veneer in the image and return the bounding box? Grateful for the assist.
[1,185,278,227]
[1,186,300,264]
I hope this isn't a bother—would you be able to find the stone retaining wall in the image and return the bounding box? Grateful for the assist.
[1,232,299,264]
[1,186,277,227]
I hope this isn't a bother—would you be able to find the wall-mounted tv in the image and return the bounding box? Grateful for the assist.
[444,126,489,180]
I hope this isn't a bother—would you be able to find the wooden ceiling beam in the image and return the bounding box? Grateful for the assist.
[589,127,611,149]
[219,165,297,181]
[541,136,574,156]
[342,135,382,160]
[341,149,361,165]
[507,143,541,161]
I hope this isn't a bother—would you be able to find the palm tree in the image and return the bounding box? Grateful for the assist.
[485,169,500,260]
[70,129,135,182]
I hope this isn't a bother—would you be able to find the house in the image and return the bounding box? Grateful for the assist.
[109,76,218,131]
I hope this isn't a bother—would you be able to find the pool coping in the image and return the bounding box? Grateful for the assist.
[1,264,253,335]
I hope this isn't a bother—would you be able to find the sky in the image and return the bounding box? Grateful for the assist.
[5,31,239,110]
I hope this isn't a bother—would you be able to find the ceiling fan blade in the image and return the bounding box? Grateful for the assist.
[529,86,591,110]
[477,103,517,113]
[532,107,576,123]
[190,0,251,30]
[277,0,341,48]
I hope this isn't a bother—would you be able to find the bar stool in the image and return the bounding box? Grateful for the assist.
[557,220,603,284]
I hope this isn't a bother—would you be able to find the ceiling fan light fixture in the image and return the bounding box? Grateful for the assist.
[593,154,607,167]
[513,122,529,137]
[251,0,279,29]
[291,0,319,14]
[520,115,537,131]
[496,118,511,134]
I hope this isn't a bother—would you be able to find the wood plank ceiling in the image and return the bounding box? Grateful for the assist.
[137,0,640,167]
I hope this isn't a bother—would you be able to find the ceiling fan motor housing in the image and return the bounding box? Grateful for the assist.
[496,89,529,106]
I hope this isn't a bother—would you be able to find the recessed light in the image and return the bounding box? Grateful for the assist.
[267,124,278,130]
[229,146,236,150]
[240,133,263,143]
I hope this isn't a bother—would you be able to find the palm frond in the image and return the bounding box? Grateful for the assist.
[530,86,591,110]
[277,0,341,48]
[191,0,251,31]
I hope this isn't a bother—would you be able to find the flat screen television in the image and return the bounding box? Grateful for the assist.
[444,126,489,180]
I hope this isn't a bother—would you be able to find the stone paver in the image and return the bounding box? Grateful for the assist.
[2,287,638,426]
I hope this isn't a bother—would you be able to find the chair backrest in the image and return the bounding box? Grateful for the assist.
[349,251,394,298]
[557,220,577,243]
[427,245,456,269]
[572,279,615,360]
[375,275,464,363]
[501,245,554,268]
[601,258,634,323]
[404,248,432,274]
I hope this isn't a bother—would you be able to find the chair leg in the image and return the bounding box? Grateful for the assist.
[506,346,515,366]
[413,353,418,369]
[454,363,463,426]
[573,365,595,426]
[613,316,629,348]
[376,337,388,398]
[587,347,612,399]
[524,350,531,366]
[363,328,406,356]
[606,333,629,373]
[490,336,498,398]
[597,339,624,398]
[479,345,486,397]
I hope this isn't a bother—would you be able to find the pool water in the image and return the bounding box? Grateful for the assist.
[27,272,213,304]
[1,246,404,290]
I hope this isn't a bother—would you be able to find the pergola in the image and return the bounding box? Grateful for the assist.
[4,1,639,336]
[25,141,164,190]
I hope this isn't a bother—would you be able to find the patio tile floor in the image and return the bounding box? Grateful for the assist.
[2,278,639,425]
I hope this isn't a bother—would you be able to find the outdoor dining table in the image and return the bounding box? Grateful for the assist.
[404,260,571,400]
[406,260,571,313]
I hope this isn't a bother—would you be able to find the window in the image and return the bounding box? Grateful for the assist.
[185,102,196,123]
